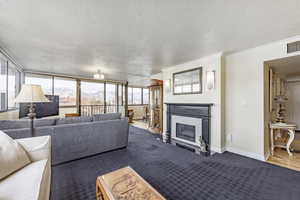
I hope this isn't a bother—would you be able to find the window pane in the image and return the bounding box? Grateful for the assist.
[54,77,76,106]
[118,84,123,105]
[182,84,191,93]
[132,88,142,104]
[106,83,116,105]
[106,83,116,113]
[25,73,53,95]
[123,85,126,105]
[81,81,104,105]
[128,87,133,105]
[143,88,149,104]
[192,83,200,92]
[0,58,7,111]
[7,63,16,109]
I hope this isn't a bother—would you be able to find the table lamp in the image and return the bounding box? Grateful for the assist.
[15,84,50,136]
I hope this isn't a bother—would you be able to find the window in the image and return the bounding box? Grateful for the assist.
[143,88,149,104]
[132,88,142,104]
[127,87,149,105]
[81,81,104,105]
[54,77,76,106]
[106,83,117,113]
[25,73,53,95]
[173,67,202,95]
[106,83,116,105]
[118,84,123,106]
[0,58,7,111]
[128,87,133,105]
[0,58,21,110]
[7,63,17,109]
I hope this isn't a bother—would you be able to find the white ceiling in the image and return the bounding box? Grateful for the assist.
[267,55,300,78]
[1,0,300,85]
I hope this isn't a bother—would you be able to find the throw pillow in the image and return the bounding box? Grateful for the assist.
[0,131,31,180]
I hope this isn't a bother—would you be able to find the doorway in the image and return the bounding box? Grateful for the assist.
[264,55,300,171]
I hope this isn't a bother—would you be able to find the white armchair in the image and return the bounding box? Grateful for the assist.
[0,136,51,200]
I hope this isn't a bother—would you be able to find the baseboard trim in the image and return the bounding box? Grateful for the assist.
[226,147,265,161]
[211,146,226,154]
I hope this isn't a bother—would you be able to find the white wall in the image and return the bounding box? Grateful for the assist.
[161,53,225,153]
[225,35,300,161]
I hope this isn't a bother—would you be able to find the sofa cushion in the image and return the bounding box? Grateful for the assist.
[0,120,30,130]
[0,131,31,180]
[56,116,93,125]
[93,113,121,121]
[34,118,56,127]
[0,159,48,200]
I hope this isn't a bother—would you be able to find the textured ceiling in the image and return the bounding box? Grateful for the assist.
[0,0,300,85]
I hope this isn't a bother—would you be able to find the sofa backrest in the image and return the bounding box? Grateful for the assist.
[93,113,121,121]
[0,120,30,130]
[0,118,56,130]
[55,116,93,125]
[0,113,122,131]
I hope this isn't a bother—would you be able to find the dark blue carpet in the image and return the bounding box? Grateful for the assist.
[51,126,300,200]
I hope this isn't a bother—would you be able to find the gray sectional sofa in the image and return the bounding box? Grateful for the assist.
[0,113,129,165]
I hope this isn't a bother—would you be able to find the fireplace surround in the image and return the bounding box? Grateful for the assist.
[165,103,213,156]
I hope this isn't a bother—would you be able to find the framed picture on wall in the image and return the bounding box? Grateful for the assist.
[173,67,202,95]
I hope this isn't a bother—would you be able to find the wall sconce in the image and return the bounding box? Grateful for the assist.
[206,70,215,91]
[165,79,172,93]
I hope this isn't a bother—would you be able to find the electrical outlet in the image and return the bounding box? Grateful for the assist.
[226,134,232,143]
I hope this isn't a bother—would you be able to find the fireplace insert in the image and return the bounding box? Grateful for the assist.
[176,123,196,142]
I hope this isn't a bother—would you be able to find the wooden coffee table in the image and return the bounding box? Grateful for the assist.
[96,166,166,200]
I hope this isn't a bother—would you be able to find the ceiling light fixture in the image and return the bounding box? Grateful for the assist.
[93,70,105,80]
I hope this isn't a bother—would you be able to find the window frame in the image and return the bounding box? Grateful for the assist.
[127,86,149,106]
[173,67,202,95]
[53,76,77,107]
[0,55,22,112]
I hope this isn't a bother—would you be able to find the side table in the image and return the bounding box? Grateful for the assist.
[270,123,296,156]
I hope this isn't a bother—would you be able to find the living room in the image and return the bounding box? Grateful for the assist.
[1,1,300,200]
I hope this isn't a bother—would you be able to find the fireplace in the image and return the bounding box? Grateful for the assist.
[165,103,212,155]
[176,123,195,142]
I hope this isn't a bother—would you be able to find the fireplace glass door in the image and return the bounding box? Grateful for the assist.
[176,123,196,142]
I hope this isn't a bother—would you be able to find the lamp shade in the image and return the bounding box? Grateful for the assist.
[14,84,50,103]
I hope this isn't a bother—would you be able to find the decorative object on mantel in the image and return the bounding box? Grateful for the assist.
[274,95,288,123]
[173,67,202,95]
[206,70,215,91]
[270,122,296,156]
[199,136,207,153]
[15,84,50,136]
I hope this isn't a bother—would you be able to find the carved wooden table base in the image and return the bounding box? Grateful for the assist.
[270,123,296,156]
